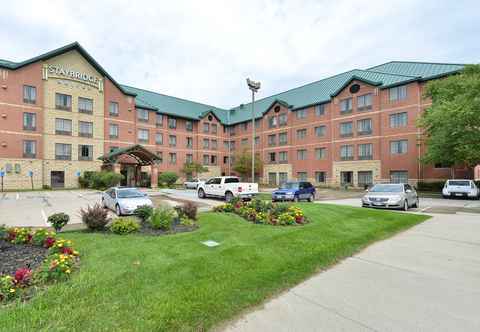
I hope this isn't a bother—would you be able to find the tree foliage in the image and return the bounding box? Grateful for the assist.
[181,162,208,178]
[232,150,263,181]
[419,64,480,168]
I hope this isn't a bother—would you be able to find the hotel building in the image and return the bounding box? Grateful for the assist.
[0,42,471,190]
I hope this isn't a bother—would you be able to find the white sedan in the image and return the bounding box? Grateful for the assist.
[184,178,205,189]
[102,187,153,216]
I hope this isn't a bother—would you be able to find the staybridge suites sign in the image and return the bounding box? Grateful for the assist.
[42,64,104,92]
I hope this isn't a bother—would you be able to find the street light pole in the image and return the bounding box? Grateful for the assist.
[247,78,261,182]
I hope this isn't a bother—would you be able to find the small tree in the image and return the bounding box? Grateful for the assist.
[233,150,263,181]
[158,172,179,187]
[181,162,208,180]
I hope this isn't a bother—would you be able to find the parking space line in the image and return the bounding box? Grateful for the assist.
[421,206,432,212]
[16,193,19,200]
[41,209,48,226]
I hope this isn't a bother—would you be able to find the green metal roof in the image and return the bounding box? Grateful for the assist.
[367,61,465,81]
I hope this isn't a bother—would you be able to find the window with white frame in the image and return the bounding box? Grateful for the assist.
[358,171,373,187]
[315,147,326,160]
[390,170,408,183]
[137,109,149,122]
[389,85,407,102]
[357,118,372,135]
[340,145,354,160]
[56,93,72,111]
[315,104,325,116]
[340,122,353,137]
[296,128,307,139]
[109,124,119,138]
[268,134,276,146]
[55,118,72,135]
[279,151,288,163]
[79,121,93,137]
[297,149,307,160]
[278,113,288,126]
[169,135,177,147]
[78,145,93,161]
[78,97,93,114]
[156,113,164,127]
[109,101,119,116]
[55,143,71,160]
[279,132,287,145]
[297,172,307,181]
[390,112,408,128]
[390,140,408,154]
[203,138,210,149]
[357,93,372,110]
[138,129,149,143]
[23,112,36,131]
[314,125,326,137]
[23,140,36,158]
[296,109,307,119]
[340,98,352,113]
[155,133,163,145]
[23,85,36,104]
[168,118,177,129]
[315,171,326,183]
[169,153,177,164]
[358,143,373,160]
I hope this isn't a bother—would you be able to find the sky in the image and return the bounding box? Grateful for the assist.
[1,0,479,109]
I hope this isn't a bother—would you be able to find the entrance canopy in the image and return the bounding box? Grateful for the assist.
[98,144,160,166]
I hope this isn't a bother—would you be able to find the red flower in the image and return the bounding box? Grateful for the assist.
[7,230,16,241]
[44,237,56,248]
[295,216,304,224]
[14,268,32,286]
[62,247,73,255]
[27,233,33,243]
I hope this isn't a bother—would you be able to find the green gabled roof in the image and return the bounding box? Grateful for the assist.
[367,61,465,80]
[121,85,228,122]
[0,42,135,96]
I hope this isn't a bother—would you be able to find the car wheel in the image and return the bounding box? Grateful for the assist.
[412,198,419,208]
[403,200,409,211]
[293,195,299,203]
[308,194,314,202]
[102,198,107,209]
[115,204,122,216]
[225,191,234,202]
[198,188,205,199]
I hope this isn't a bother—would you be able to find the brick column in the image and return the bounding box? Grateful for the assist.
[150,164,158,189]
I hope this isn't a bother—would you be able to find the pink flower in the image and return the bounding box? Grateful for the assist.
[14,268,32,286]
[44,237,56,248]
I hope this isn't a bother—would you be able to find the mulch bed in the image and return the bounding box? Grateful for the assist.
[137,222,198,236]
[0,240,48,276]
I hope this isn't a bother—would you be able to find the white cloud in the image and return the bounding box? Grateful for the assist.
[0,0,478,108]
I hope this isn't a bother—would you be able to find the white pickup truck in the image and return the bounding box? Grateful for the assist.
[197,176,258,201]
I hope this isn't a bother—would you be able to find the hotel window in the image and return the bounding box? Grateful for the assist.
[23,140,36,158]
[203,138,210,149]
[390,171,408,184]
[203,154,210,165]
[23,85,36,104]
[78,97,93,114]
[390,140,408,154]
[340,98,352,114]
[268,134,276,146]
[223,156,229,165]
[296,128,307,139]
[109,124,119,138]
[279,151,288,163]
[156,151,163,163]
[186,137,193,149]
[155,133,163,145]
[23,112,36,131]
[255,119,261,128]
[357,118,372,135]
[296,109,307,119]
[358,143,373,160]
[230,140,236,151]
[186,154,193,164]
[78,145,93,161]
[55,118,72,136]
[390,112,408,128]
[279,132,287,145]
[168,118,177,129]
[340,145,354,161]
[267,152,275,163]
[79,121,93,138]
[241,138,248,146]
[210,155,217,165]
[315,104,325,116]
[315,147,326,160]
[279,172,288,185]
[137,109,149,122]
[169,153,177,164]
[55,143,72,160]
[268,173,277,186]
[389,85,407,102]
[297,149,307,160]
[55,93,72,111]
[357,93,372,111]
[255,136,260,146]
[169,135,177,147]
[314,125,326,137]
[138,129,149,143]
[229,125,236,136]
[278,113,288,126]
[185,120,193,132]
[212,123,218,134]
[268,116,277,128]
[358,171,373,187]
[339,122,353,137]
[109,102,119,116]
[315,171,326,183]
[203,122,210,133]
[242,122,248,131]
[297,172,307,181]
[156,114,164,127]
[211,139,218,150]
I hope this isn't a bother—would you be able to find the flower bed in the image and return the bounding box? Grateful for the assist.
[0,227,80,304]
[213,198,308,226]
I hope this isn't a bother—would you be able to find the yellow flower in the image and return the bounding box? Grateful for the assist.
[66,269,71,274]
[9,288,15,293]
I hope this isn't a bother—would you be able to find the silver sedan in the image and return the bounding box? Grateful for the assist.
[102,187,153,216]
[362,183,419,211]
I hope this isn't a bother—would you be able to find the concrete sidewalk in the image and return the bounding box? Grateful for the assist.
[225,213,480,332]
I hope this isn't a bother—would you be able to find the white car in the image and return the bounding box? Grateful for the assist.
[442,180,479,199]
[197,176,259,201]
[362,183,419,211]
[102,187,153,216]
[183,178,205,189]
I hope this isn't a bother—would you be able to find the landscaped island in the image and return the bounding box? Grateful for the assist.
[0,203,428,331]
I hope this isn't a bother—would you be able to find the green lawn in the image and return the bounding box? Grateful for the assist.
[0,204,428,331]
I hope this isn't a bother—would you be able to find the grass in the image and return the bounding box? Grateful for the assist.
[0,204,429,331]
[255,192,272,200]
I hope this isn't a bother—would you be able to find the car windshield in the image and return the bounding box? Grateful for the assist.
[448,180,470,186]
[117,189,144,198]
[280,182,299,190]
[369,184,403,193]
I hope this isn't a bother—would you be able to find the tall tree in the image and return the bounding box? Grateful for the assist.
[232,150,263,181]
[181,162,208,179]
[419,64,480,168]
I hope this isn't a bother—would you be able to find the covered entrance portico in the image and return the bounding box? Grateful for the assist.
[98,145,160,188]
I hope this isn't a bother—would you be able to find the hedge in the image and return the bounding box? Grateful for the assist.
[78,171,124,190]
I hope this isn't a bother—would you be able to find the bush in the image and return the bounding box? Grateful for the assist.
[158,172,179,187]
[180,217,195,227]
[47,213,70,232]
[149,205,175,230]
[110,217,140,235]
[31,229,56,247]
[80,203,110,231]
[134,205,154,222]
[78,171,124,190]
[174,201,198,220]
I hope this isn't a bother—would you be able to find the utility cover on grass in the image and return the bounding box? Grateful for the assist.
[202,240,220,247]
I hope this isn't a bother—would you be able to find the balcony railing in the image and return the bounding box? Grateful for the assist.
[357,130,372,136]
[340,156,354,161]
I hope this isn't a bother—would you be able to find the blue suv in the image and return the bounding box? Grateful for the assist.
[272,181,316,202]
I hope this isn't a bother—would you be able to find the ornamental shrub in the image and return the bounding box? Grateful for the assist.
[78,171,124,190]
[80,203,110,231]
[134,205,154,222]
[31,229,56,247]
[110,217,140,235]
[149,205,175,230]
[47,213,70,232]
[0,275,17,303]
[174,201,198,220]
[179,217,195,227]
[158,172,179,188]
